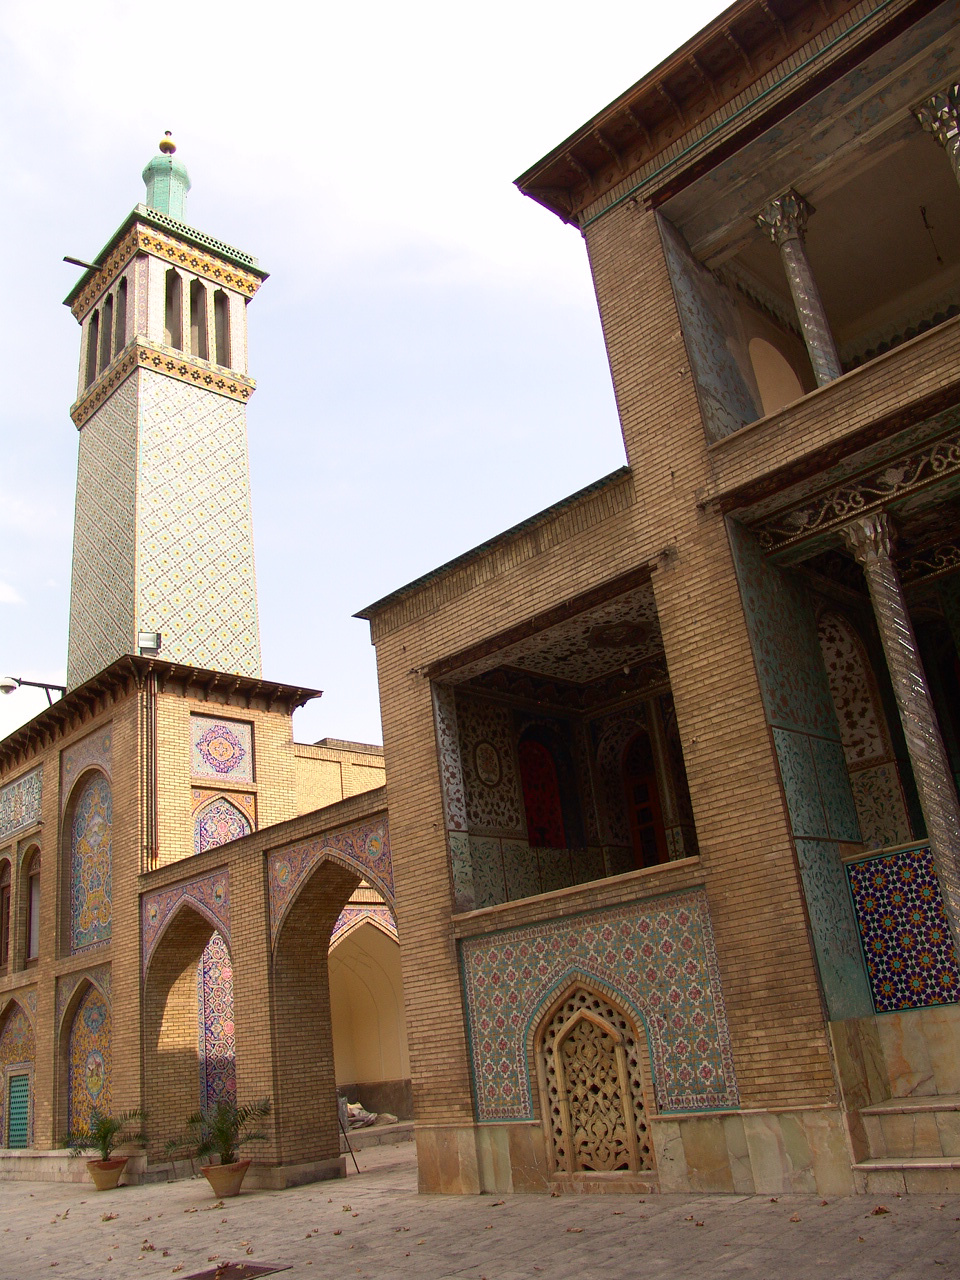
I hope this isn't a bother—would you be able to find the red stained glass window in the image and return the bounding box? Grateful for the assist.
[519,739,567,849]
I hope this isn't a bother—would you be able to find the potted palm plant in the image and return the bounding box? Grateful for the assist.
[64,1108,146,1191]
[179,1097,271,1197]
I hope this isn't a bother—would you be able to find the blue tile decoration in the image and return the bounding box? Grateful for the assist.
[811,736,861,842]
[197,931,236,1109]
[191,715,253,782]
[850,764,911,850]
[469,837,507,909]
[848,845,960,1012]
[772,728,828,838]
[794,840,872,1020]
[660,217,758,442]
[460,890,738,1120]
[727,522,838,737]
[70,772,112,952]
[0,767,42,842]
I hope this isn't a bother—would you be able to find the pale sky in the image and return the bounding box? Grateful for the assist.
[0,0,726,745]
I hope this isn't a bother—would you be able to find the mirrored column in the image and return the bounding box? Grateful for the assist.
[756,190,842,386]
[842,512,960,942]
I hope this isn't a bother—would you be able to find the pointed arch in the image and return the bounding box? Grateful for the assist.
[193,796,252,855]
[63,980,112,1134]
[142,901,221,1160]
[0,998,36,1148]
[64,768,112,952]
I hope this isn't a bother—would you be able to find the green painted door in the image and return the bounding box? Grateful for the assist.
[7,1074,29,1148]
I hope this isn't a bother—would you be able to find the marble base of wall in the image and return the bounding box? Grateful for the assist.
[245,1155,346,1189]
[652,1108,854,1196]
[0,1151,146,1184]
[417,1111,853,1196]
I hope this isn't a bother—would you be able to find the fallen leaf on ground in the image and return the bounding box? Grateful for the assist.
[493,1200,505,1206]
[246,1247,254,1255]
[333,1229,342,1236]
[769,1197,779,1203]
[871,1206,890,1215]
[820,1200,829,1206]
[100,1213,118,1222]
[789,1214,801,1223]
[696,1221,704,1227]
[566,1227,584,1233]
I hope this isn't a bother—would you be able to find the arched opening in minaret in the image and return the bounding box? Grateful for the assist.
[99,294,113,373]
[190,278,208,360]
[85,310,99,387]
[114,278,127,354]
[164,270,183,350]
[214,290,230,367]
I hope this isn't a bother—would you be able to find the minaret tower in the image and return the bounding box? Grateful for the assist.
[64,134,266,689]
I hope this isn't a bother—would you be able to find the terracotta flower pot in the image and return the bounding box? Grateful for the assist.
[201,1159,251,1198]
[87,1157,128,1191]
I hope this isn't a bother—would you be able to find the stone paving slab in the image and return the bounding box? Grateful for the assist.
[0,1143,958,1280]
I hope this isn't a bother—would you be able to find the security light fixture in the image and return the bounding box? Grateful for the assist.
[138,632,162,656]
[0,677,67,705]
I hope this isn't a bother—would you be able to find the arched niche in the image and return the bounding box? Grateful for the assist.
[0,999,35,1148]
[272,857,360,1166]
[63,770,112,954]
[193,796,252,855]
[142,904,219,1160]
[60,979,112,1136]
[328,918,409,1117]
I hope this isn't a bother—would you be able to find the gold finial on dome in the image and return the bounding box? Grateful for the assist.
[158,131,177,155]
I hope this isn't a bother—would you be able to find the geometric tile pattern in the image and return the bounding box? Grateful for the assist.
[190,716,253,782]
[67,378,139,689]
[459,890,738,1120]
[847,845,960,1012]
[67,985,112,1133]
[268,819,393,945]
[193,796,252,855]
[197,931,236,1110]
[70,772,112,953]
[0,1004,35,1147]
[330,903,398,948]
[136,372,261,677]
[141,870,230,976]
[0,767,42,842]
[61,728,113,810]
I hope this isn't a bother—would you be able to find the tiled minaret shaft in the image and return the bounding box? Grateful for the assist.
[65,135,266,689]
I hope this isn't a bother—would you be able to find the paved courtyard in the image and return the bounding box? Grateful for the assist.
[1,1142,958,1280]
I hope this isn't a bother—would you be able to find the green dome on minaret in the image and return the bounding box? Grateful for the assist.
[142,132,191,221]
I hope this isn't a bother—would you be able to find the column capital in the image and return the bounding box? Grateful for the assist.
[916,84,960,160]
[841,512,895,566]
[756,190,812,248]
